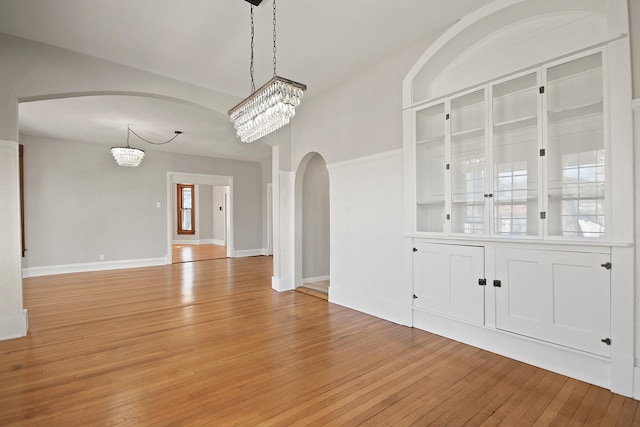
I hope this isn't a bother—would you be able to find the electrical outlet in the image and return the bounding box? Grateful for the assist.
[99,254,105,261]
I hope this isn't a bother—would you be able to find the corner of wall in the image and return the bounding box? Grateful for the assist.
[0,310,28,341]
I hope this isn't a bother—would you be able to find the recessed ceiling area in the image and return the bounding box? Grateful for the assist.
[19,95,271,162]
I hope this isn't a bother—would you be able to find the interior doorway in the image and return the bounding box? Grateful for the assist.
[294,153,330,299]
[166,172,234,264]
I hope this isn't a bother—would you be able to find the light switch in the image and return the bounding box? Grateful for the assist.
[156,202,161,208]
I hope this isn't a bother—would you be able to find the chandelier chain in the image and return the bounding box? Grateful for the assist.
[128,126,181,146]
[273,0,277,76]
[250,5,256,92]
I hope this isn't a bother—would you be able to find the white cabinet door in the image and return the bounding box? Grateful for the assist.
[413,243,484,325]
[495,248,611,356]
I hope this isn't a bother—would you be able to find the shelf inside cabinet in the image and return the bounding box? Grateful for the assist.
[493,115,537,134]
[417,200,445,206]
[548,100,603,123]
[451,127,484,141]
[416,136,445,145]
[450,194,485,203]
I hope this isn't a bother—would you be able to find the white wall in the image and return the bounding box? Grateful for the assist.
[261,160,272,251]
[212,186,226,244]
[301,154,329,280]
[198,185,213,240]
[0,141,27,339]
[291,35,438,166]
[328,152,411,325]
[21,134,264,270]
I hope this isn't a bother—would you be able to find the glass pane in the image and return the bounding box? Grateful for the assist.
[416,103,446,232]
[182,209,192,231]
[492,73,539,236]
[546,53,604,237]
[451,89,485,234]
[183,188,192,209]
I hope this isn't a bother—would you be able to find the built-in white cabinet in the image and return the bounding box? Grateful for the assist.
[413,243,484,325]
[414,50,606,239]
[404,0,634,396]
[494,248,611,357]
[412,52,610,356]
[412,243,612,357]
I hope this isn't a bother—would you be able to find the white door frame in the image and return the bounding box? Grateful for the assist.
[267,183,273,256]
[166,172,234,262]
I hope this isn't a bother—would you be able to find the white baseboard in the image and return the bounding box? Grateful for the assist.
[22,257,167,278]
[303,275,330,284]
[174,239,221,245]
[0,309,28,341]
[413,309,611,390]
[634,367,640,400]
[172,239,197,245]
[330,285,412,327]
[234,249,269,258]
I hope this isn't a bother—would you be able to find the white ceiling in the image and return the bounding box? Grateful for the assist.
[0,0,495,162]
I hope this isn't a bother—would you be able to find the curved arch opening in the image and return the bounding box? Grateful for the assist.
[294,152,330,298]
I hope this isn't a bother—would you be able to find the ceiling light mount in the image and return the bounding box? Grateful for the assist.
[244,0,263,6]
[229,0,306,143]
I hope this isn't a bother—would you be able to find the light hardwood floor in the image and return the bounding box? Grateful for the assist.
[172,243,226,263]
[1,256,638,425]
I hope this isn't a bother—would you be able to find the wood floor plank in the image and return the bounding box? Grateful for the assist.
[0,256,638,425]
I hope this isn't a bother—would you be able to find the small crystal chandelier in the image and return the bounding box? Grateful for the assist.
[111,125,182,167]
[228,0,306,143]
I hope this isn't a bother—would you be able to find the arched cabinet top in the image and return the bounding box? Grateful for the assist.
[402,0,628,109]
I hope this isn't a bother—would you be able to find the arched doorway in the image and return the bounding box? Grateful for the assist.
[295,152,330,298]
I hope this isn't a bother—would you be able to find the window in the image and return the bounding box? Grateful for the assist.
[177,184,195,234]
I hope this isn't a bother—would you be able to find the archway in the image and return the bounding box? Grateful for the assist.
[294,152,330,298]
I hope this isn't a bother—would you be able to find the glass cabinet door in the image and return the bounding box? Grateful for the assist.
[450,89,486,234]
[545,53,605,237]
[492,73,540,236]
[415,103,446,232]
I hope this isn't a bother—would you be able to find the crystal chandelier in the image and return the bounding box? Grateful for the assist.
[111,125,182,167]
[228,0,306,143]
